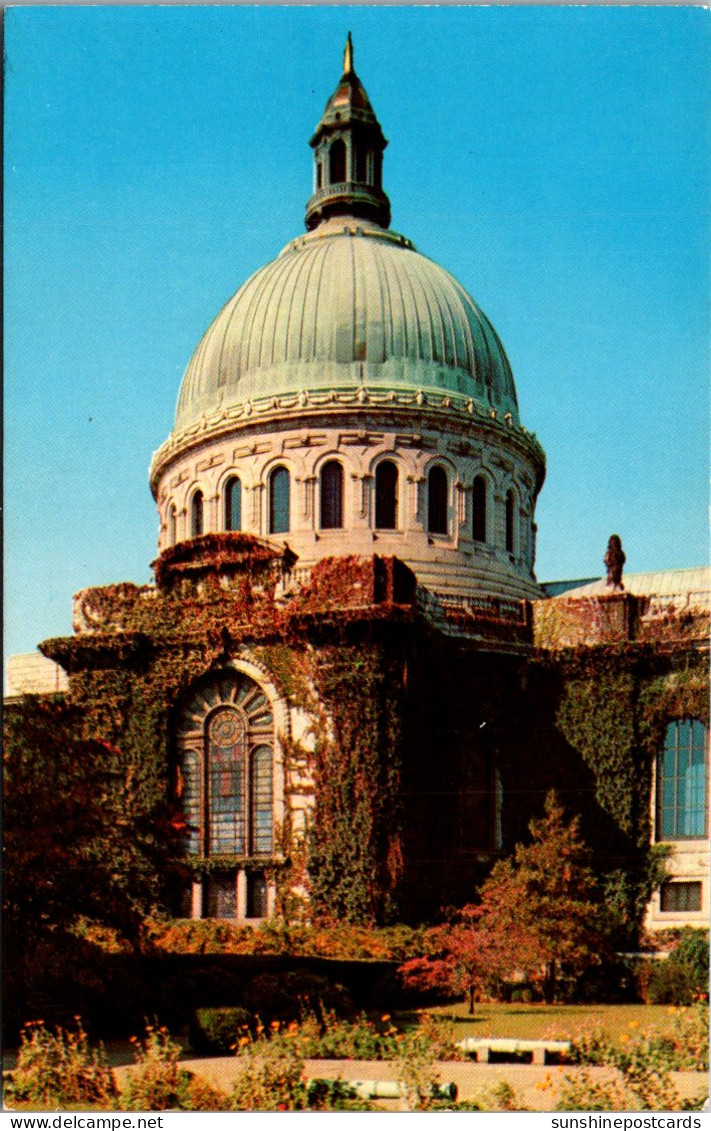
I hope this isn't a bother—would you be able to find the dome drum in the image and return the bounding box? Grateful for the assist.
[152,409,544,602]
[154,38,546,605]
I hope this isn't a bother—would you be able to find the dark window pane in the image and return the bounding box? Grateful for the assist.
[473,476,487,543]
[191,491,204,538]
[320,461,344,529]
[427,466,448,534]
[225,477,242,532]
[375,461,398,530]
[247,871,268,919]
[505,490,515,553]
[269,467,290,534]
[355,145,367,183]
[660,882,702,913]
[205,872,238,919]
[329,138,346,185]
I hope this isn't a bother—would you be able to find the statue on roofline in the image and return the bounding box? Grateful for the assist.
[604,534,625,590]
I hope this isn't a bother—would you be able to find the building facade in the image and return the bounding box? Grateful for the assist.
[13,39,709,932]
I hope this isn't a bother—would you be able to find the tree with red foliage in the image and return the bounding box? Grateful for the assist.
[399,903,535,1013]
[400,792,605,1008]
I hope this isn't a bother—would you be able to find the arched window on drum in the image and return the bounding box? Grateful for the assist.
[427,466,448,535]
[269,467,290,535]
[224,476,242,532]
[320,460,344,529]
[190,490,204,538]
[375,460,398,530]
[472,476,487,543]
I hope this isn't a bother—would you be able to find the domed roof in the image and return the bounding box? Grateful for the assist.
[175,218,519,432]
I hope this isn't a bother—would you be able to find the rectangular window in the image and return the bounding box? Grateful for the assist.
[246,871,268,919]
[657,719,708,840]
[660,881,702,913]
[205,872,238,919]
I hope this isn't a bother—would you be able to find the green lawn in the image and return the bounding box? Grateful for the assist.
[421,1002,684,1042]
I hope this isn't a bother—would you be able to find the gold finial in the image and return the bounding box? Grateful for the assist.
[343,31,354,75]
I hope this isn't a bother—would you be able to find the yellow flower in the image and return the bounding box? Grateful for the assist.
[628,1020,639,1029]
[619,1034,628,1043]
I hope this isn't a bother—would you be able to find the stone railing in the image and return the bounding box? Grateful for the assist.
[416,588,532,645]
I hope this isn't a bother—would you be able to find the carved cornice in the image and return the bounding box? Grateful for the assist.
[150,386,546,496]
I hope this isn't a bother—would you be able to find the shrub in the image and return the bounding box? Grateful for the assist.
[5,1020,117,1109]
[671,928,709,995]
[646,960,698,1005]
[119,1024,223,1112]
[189,1006,252,1054]
[305,1079,374,1111]
[241,969,352,1024]
[229,1042,308,1111]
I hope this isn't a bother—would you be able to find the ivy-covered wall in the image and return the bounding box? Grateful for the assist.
[29,538,708,932]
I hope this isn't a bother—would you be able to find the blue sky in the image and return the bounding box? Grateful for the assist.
[5,5,710,662]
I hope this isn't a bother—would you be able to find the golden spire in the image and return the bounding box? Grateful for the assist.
[343,31,354,75]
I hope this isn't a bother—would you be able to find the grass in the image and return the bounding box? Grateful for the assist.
[422,1002,686,1042]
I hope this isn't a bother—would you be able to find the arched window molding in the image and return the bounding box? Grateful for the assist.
[269,466,290,535]
[472,475,488,544]
[177,662,287,921]
[375,460,399,530]
[320,460,344,529]
[427,465,448,535]
[656,718,708,840]
[190,490,204,538]
[224,476,242,532]
[167,503,177,547]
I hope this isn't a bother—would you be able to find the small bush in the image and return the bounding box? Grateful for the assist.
[120,1024,199,1112]
[646,960,698,1005]
[229,1042,307,1111]
[5,1020,117,1109]
[306,1078,374,1111]
[241,969,352,1024]
[671,928,709,995]
[189,1006,252,1054]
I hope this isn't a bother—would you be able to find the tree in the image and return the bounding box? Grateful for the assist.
[400,792,606,1008]
[3,695,184,1021]
[399,904,536,1013]
[477,791,606,1001]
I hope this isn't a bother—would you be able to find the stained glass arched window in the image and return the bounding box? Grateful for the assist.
[177,670,275,919]
[657,719,708,840]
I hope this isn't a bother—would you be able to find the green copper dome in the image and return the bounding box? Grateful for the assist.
[173,38,520,434]
[175,218,519,432]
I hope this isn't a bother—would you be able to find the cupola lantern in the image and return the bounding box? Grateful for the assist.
[305,34,391,231]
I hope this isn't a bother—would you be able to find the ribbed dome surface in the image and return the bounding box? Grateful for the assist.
[175,219,519,432]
